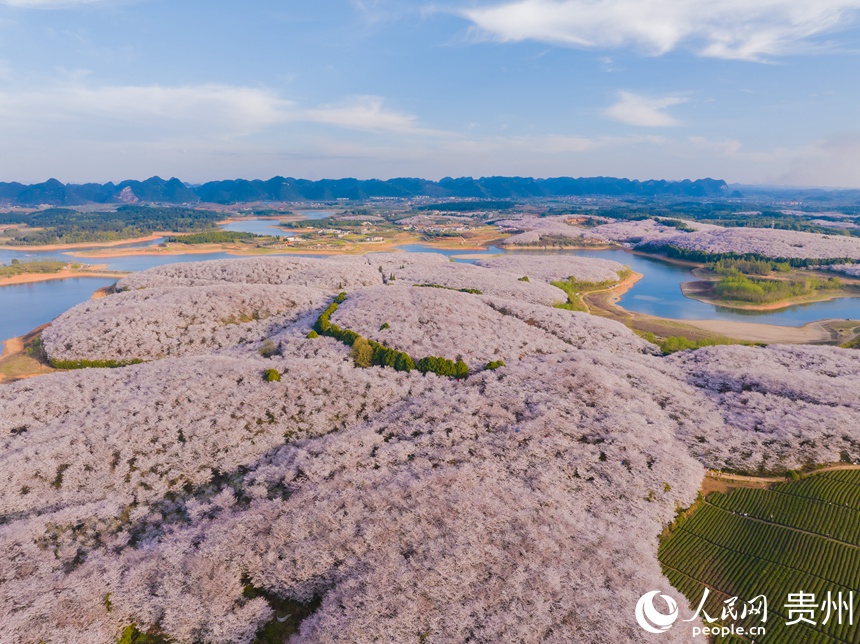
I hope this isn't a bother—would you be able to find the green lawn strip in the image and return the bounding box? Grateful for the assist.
[551,267,633,312]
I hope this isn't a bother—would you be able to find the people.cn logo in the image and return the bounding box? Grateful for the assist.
[635,591,680,634]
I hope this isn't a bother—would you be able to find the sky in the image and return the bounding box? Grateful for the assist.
[0,0,858,187]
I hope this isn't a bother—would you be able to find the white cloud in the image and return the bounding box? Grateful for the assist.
[0,83,290,138]
[0,83,856,187]
[300,95,445,135]
[459,0,860,60]
[0,83,435,137]
[603,91,686,127]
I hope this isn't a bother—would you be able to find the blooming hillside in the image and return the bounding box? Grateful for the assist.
[43,285,329,362]
[496,216,712,247]
[475,254,626,283]
[3,253,860,643]
[641,227,860,261]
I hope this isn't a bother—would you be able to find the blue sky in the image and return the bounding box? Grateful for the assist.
[0,0,858,186]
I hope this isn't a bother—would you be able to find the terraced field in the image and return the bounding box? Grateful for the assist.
[660,471,860,643]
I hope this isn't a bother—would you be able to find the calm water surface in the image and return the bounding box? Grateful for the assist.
[221,219,295,238]
[4,242,860,345]
[0,278,117,343]
[400,244,860,326]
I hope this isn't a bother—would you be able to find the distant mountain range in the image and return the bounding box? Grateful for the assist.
[0,176,732,206]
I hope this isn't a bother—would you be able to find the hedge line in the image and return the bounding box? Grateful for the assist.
[313,292,471,378]
[50,358,145,370]
[413,283,484,295]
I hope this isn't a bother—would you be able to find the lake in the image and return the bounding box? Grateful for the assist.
[0,277,118,343]
[4,242,860,346]
[294,210,338,220]
[401,244,860,326]
[221,219,295,238]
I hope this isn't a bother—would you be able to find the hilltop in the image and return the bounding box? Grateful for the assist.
[2,253,860,643]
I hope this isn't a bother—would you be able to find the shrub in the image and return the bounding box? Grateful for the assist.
[394,352,416,372]
[117,625,171,644]
[258,339,279,358]
[351,337,374,368]
[416,356,463,378]
[263,368,281,382]
[25,336,47,362]
[485,360,506,370]
[306,330,319,339]
[454,359,469,379]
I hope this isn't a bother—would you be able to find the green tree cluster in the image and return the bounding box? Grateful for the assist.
[638,332,737,354]
[415,356,469,378]
[164,231,262,244]
[312,293,469,378]
[713,273,842,304]
[50,358,145,370]
[0,206,224,246]
[414,283,484,295]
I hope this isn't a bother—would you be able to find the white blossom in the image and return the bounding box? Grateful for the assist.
[476,254,627,283]
[642,227,860,260]
[4,254,860,643]
[43,285,330,362]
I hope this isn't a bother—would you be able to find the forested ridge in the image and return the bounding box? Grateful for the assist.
[0,206,222,245]
[0,175,730,205]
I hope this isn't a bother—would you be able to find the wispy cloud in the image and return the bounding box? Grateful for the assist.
[0,83,439,137]
[300,95,447,135]
[0,83,291,137]
[603,91,686,127]
[458,0,860,61]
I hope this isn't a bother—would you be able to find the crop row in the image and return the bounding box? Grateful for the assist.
[709,488,860,546]
[767,475,860,512]
[660,476,860,643]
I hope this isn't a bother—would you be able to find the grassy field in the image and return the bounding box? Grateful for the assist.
[0,327,54,383]
[660,471,860,643]
[0,260,69,278]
